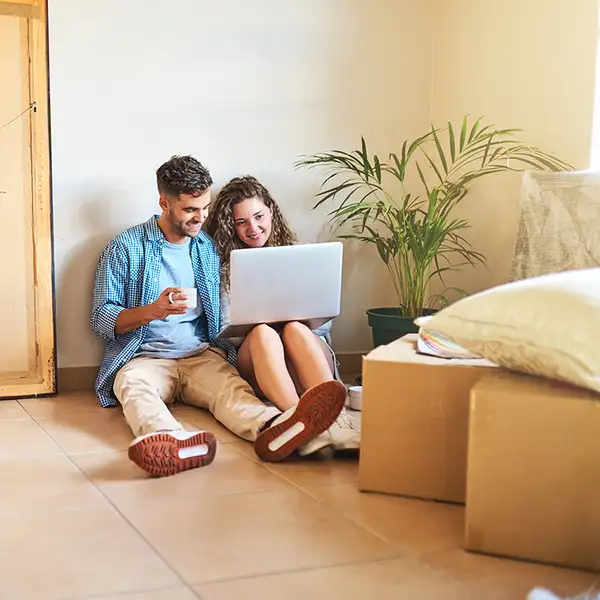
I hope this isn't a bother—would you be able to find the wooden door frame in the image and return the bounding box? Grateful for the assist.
[0,0,40,19]
[0,0,56,398]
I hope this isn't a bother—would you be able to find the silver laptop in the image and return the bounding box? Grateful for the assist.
[217,241,343,339]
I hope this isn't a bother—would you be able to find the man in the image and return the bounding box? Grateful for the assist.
[91,155,346,477]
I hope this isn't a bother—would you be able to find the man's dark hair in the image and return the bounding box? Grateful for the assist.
[156,155,213,198]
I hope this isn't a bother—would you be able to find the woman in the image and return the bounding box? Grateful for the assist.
[204,175,359,455]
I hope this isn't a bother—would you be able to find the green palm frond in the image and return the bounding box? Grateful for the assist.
[295,116,572,317]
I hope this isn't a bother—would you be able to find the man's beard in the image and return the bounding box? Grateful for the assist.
[169,211,201,238]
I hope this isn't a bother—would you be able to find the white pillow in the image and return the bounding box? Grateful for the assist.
[424,268,600,393]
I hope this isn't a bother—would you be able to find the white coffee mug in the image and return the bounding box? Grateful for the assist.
[348,385,363,411]
[168,288,197,310]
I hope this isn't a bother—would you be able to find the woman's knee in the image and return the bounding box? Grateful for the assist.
[246,323,281,349]
[281,321,312,345]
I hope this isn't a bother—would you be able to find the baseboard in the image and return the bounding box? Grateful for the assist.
[336,352,364,378]
[57,352,366,393]
[57,366,98,392]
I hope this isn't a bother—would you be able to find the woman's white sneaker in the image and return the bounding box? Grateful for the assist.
[330,409,361,452]
[298,430,334,457]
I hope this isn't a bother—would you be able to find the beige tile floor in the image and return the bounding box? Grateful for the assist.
[1,390,597,600]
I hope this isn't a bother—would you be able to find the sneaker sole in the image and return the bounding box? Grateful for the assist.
[333,443,360,453]
[128,431,217,477]
[254,380,347,462]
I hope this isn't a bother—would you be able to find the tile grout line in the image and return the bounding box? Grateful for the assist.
[25,411,198,596]
[297,481,405,549]
[218,441,405,554]
[191,583,206,600]
[22,411,70,455]
[21,401,399,593]
[43,440,401,600]
[55,556,407,599]
[9,402,204,598]
[190,555,406,588]
[55,583,200,600]
[225,443,401,552]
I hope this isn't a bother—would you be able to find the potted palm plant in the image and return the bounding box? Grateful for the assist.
[295,116,572,347]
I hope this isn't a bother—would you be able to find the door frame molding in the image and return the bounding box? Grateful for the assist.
[0,1,40,19]
[0,0,56,399]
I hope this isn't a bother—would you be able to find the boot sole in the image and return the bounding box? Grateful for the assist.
[254,380,347,462]
[128,431,217,477]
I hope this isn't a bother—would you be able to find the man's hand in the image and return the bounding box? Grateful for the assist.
[146,287,188,321]
[114,287,188,335]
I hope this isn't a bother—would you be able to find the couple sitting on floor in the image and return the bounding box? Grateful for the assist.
[91,154,359,477]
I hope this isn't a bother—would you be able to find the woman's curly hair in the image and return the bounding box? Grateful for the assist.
[203,175,297,288]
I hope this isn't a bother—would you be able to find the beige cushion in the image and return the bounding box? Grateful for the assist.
[424,268,600,393]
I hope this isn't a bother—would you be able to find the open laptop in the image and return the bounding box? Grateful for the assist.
[216,241,343,339]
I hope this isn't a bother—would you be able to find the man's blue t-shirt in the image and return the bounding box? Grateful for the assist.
[137,239,208,359]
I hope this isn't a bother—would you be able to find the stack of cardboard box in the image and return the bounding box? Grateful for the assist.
[358,334,600,572]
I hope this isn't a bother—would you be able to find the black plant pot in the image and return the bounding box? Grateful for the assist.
[366,307,437,348]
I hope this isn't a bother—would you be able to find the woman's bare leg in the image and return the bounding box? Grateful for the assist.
[236,324,299,411]
[240,323,347,462]
[281,322,336,393]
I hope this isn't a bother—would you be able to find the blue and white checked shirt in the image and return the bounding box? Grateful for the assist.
[90,216,236,408]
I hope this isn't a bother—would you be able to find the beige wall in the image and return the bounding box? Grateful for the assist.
[49,0,598,369]
[49,0,436,367]
[430,0,599,298]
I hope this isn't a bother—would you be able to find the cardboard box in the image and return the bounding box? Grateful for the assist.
[466,371,600,572]
[358,334,498,503]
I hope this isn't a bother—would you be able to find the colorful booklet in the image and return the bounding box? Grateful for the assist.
[413,316,481,360]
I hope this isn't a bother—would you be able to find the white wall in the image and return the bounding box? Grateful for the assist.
[430,0,599,297]
[50,0,599,368]
[49,0,435,368]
